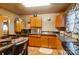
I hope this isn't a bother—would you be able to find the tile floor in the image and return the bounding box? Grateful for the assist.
[28,46,67,55]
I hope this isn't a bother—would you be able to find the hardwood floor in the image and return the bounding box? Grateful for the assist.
[28,46,67,55]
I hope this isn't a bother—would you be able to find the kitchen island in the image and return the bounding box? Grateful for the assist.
[0,36,28,55]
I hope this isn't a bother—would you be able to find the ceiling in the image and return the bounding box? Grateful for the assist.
[0,3,72,15]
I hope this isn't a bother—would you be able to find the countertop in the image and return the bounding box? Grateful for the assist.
[0,44,14,52]
[1,33,78,54]
[29,33,58,36]
[56,33,79,55]
[56,34,78,42]
[0,37,28,52]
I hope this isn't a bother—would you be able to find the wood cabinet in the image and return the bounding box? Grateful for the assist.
[15,20,21,32]
[56,37,62,49]
[41,35,48,48]
[55,13,66,30]
[30,17,36,28]
[30,17,42,28]
[29,36,35,46]
[14,17,25,33]
[35,18,42,28]
[29,35,41,47]
[34,36,41,47]
[48,35,57,49]
[28,34,62,49]
[0,16,2,22]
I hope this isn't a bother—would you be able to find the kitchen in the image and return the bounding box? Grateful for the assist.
[0,3,79,55]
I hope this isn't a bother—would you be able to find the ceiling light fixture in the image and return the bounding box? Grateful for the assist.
[22,3,50,7]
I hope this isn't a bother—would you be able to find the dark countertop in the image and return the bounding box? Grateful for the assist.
[13,37,28,46]
[56,33,79,55]
[57,34,77,42]
[30,33,79,55]
[0,44,14,52]
[0,37,28,52]
[29,33,57,36]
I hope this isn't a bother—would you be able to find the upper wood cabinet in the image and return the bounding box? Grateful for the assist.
[0,16,2,22]
[14,17,25,33]
[55,13,66,29]
[30,17,42,28]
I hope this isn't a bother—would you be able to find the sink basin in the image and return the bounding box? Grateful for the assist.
[39,48,53,54]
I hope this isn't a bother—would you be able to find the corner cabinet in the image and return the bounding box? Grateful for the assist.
[30,17,42,28]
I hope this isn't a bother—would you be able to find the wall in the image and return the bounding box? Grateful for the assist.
[20,13,59,31]
[0,8,18,35]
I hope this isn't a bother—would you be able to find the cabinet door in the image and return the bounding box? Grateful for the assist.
[29,37,35,46]
[30,17,36,28]
[16,21,21,32]
[55,14,65,28]
[48,36,57,49]
[34,37,41,47]
[55,15,61,27]
[29,35,41,47]
[41,36,48,48]
[30,17,42,28]
[20,20,25,30]
[36,19,42,28]
[56,38,62,49]
[0,16,2,22]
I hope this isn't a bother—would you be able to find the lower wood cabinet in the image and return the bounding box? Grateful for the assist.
[41,35,48,48]
[56,38,62,49]
[29,37,35,46]
[34,37,41,47]
[48,36,57,49]
[28,35,41,47]
[28,34,62,49]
